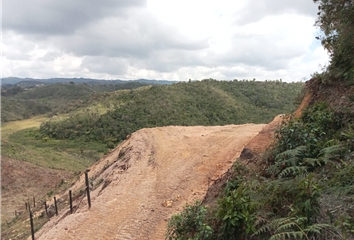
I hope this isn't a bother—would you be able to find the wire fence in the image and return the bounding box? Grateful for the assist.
[13,171,92,240]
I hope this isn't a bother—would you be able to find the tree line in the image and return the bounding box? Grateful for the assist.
[39,80,303,147]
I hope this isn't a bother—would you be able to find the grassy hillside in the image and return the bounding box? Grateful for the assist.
[1,117,107,172]
[1,98,52,122]
[39,80,303,146]
[1,82,149,122]
[0,79,303,239]
[1,79,303,173]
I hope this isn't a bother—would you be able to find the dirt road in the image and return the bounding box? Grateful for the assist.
[35,124,266,240]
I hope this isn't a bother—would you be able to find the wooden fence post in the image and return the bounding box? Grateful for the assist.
[54,197,58,216]
[69,190,73,214]
[85,171,91,209]
[29,211,35,240]
[44,201,48,217]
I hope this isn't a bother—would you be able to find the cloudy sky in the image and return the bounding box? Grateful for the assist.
[2,0,328,82]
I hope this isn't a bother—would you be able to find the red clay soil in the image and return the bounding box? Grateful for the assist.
[294,91,312,118]
[240,114,283,158]
[34,123,269,240]
[202,115,283,207]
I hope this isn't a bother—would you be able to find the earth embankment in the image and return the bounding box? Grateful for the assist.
[35,123,268,240]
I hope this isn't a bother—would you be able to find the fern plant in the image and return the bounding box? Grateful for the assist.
[292,174,321,223]
[254,216,333,240]
[303,144,344,167]
[267,146,308,177]
[269,144,345,179]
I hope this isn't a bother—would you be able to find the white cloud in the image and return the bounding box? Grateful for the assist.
[2,0,329,82]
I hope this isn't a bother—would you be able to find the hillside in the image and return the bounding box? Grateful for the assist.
[0,77,177,86]
[0,78,302,239]
[39,80,303,146]
[29,123,268,239]
[3,76,353,239]
[1,81,149,122]
[1,97,52,122]
[4,75,353,239]
[1,156,72,225]
[3,0,354,238]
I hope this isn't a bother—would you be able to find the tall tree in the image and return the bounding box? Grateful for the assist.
[314,0,354,80]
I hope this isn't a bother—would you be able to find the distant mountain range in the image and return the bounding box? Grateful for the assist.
[1,77,178,86]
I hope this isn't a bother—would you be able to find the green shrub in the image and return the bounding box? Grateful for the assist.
[274,103,342,157]
[216,182,258,240]
[166,201,213,240]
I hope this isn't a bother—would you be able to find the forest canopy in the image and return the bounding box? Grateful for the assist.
[39,80,303,147]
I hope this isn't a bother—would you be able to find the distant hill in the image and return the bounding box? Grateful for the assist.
[1,77,177,86]
[1,81,151,122]
[39,79,303,146]
[14,80,48,87]
[2,98,51,121]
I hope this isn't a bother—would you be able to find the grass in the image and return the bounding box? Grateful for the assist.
[2,129,107,172]
[1,116,109,238]
[1,116,47,141]
[1,116,108,172]
[1,197,63,240]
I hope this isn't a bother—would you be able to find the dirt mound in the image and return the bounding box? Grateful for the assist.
[1,157,72,223]
[34,124,266,240]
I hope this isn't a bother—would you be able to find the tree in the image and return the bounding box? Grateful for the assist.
[314,0,354,81]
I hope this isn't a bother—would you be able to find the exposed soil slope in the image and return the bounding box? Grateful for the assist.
[35,124,266,240]
[239,114,283,160]
[202,115,283,207]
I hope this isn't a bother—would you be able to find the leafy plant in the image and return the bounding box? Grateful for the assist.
[166,201,213,240]
[216,182,258,240]
[272,103,343,160]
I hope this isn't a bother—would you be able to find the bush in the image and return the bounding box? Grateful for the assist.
[216,182,258,240]
[273,103,343,158]
[166,201,213,240]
